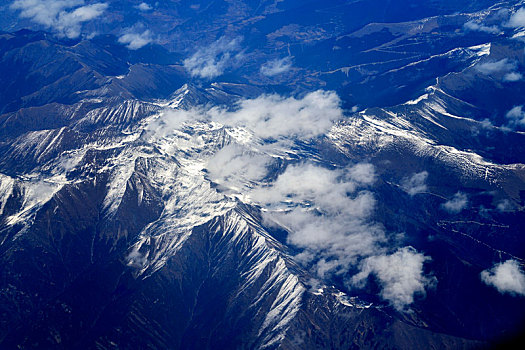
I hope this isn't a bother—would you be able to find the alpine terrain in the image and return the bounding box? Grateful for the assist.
[0,0,524,349]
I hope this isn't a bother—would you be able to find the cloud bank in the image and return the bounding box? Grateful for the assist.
[10,0,107,38]
[152,90,342,141]
[251,162,434,310]
[211,90,342,139]
[481,260,525,296]
[149,90,434,311]
[183,37,244,78]
[252,162,384,277]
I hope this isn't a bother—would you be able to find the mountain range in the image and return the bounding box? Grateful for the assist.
[0,1,525,349]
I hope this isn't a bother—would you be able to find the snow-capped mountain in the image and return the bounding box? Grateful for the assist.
[1,0,525,349]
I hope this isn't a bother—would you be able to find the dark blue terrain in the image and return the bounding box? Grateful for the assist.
[0,1,524,349]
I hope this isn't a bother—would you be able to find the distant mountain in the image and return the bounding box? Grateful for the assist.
[1,1,525,349]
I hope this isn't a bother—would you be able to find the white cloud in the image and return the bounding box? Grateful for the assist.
[401,171,428,196]
[210,90,342,139]
[481,260,525,296]
[252,163,370,213]
[151,90,342,141]
[135,2,152,11]
[10,0,107,38]
[11,0,83,27]
[344,162,376,185]
[253,162,385,278]
[148,106,386,283]
[55,2,107,38]
[503,71,523,82]
[480,118,493,129]
[464,21,500,34]
[475,59,523,82]
[475,58,516,75]
[505,105,525,129]
[496,199,513,212]
[145,90,432,310]
[260,57,293,76]
[183,37,244,79]
[442,192,468,214]
[127,249,147,267]
[506,8,525,28]
[118,27,154,50]
[146,108,201,137]
[351,247,435,311]
[206,144,272,189]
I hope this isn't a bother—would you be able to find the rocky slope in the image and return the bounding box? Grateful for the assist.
[1,1,525,349]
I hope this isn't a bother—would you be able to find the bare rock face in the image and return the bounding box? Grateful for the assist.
[1,1,525,349]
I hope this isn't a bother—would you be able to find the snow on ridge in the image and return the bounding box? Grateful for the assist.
[4,175,63,227]
[126,201,307,346]
[331,65,522,182]
[217,210,306,346]
[0,174,15,217]
[328,106,516,182]
[75,100,160,128]
[405,93,430,105]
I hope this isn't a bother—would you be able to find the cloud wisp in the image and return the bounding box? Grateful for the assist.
[476,58,514,74]
[442,192,468,214]
[496,199,514,212]
[505,105,525,129]
[135,2,152,11]
[464,21,500,34]
[401,171,428,196]
[206,144,272,190]
[475,58,522,82]
[503,71,523,82]
[183,37,244,79]
[506,7,525,28]
[481,260,525,296]
[10,0,108,39]
[260,57,293,76]
[352,247,436,311]
[118,25,154,50]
